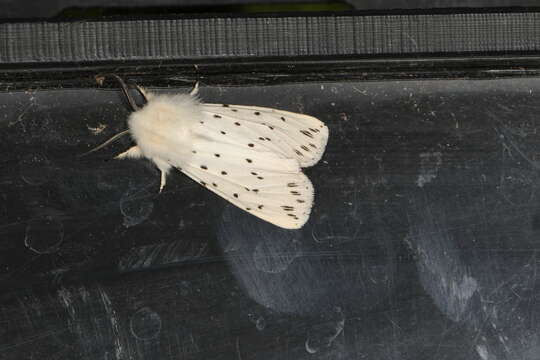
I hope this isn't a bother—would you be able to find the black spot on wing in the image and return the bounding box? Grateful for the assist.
[300,130,313,138]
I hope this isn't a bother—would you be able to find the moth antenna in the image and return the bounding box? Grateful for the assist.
[133,84,149,103]
[78,129,130,157]
[95,73,140,111]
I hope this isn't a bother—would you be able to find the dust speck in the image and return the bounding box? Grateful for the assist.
[86,123,107,135]
[416,152,442,187]
[476,344,489,360]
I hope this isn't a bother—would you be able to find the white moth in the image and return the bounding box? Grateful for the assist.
[88,75,329,229]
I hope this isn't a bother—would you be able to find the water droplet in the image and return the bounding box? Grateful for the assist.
[305,307,345,354]
[178,281,191,296]
[499,167,536,205]
[248,313,266,331]
[19,153,51,186]
[24,217,64,254]
[120,189,154,227]
[130,307,162,340]
[305,339,319,354]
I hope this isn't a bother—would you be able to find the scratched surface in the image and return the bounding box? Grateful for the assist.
[1,78,540,359]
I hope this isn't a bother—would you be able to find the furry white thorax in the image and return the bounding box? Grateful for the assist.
[128,93,202,163]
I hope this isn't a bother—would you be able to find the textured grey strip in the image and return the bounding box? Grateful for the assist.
[1,13,540,64]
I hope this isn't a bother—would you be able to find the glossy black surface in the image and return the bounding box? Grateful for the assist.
[2,0,540,19]
[1,77,540,359]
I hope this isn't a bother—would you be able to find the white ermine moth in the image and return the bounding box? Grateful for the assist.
[87,75,329,229]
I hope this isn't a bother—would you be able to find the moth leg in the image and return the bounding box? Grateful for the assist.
[115,146,142,160]
[190,82,200,96]
[153,158,172,193]
[159,172,167,193]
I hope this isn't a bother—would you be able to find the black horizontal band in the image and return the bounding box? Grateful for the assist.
[2,11,540,65]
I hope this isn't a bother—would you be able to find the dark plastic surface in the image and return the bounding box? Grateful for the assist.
[2,0,540,19]
[2,75,540,359]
